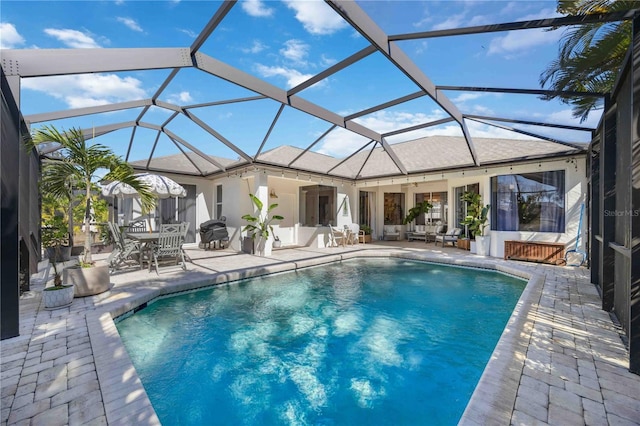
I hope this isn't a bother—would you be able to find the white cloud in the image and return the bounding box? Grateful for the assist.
[488,28,560,57]
[116,17,143,32]
[280,39,309,65]
[0,23,25,48]
[242,0,274,18]
[316,127,371,157]
[44,28,101,48]
[487,8,562,57]
[242,40,267,54]
[320,54,337,67]
[452,93,483,103]
[22,73,147,108]
[167,91,193,105]
[317,110,448,157]
[283,0,348,35]
[432,13,466,31]
[254,64,315,88]
[178,28,197,38]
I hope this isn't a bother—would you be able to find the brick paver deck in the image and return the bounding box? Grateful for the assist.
[2,242,639,425]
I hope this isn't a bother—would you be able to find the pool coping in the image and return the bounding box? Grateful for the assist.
[87,250,539,425]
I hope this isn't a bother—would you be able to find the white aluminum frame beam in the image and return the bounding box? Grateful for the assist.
[327,0,479,167]
[1,48,192,77]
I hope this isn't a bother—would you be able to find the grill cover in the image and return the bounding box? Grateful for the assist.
[199,218,229,244]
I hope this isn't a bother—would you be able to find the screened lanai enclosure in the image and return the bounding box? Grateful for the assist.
[0,1,638,373]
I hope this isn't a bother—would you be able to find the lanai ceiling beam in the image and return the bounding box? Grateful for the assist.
[345,91,425,121]
[182,110,253,162]
[163,128,228,171]
[125,126,137,161]
[0,48,192,77]
[185,95,267,110]
[288,45,377,97]
[326,139,376,175]
[255,104,285,159]
[166,134,206,176]
[355,141,380,179]
[464,114,595,132]
[389,10,638,41]
[327,0,478,168]
[146,131,163,170]
[193,51,383,143]
[289,125,338,167]
[382,117,456,138]
[465,117,583,149]
[437,85,605,98]
[25,99,152,123]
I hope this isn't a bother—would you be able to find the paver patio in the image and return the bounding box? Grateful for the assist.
[1,242,639,425]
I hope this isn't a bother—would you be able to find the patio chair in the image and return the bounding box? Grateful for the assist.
[107,222,143,274]
[330,226,347,247]
[434,227,462,247]
[345,223,364,244]
[149,223,187,273]
[383,225,400,241]
[127,220,147,233]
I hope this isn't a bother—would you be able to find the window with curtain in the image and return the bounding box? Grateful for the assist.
[491,170,565,232]
[384,193,404,225]
[299,185,336,226]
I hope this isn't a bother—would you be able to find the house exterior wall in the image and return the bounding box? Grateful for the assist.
[356,155,587,258]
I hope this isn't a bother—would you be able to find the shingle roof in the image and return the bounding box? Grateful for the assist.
[134,135,583,178]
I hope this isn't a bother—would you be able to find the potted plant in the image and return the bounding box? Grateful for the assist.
[360,224,373,243]
[460,191,491,256]
[26,125,156,295]
[41,213,74,309]
[242,193,283,256]
[402,201,433,230]
[272,235,282,249]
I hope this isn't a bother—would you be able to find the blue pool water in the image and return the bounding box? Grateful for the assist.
[116,258,525,425]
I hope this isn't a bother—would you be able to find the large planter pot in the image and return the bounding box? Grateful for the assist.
[363,234,372,243]
[475,236,491,256]
[43,285,74,310]
[254,236,272,257]
[469,240,477,254]
[242,236,254,254]
[63,262,111,297]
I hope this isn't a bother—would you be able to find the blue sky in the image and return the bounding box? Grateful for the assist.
[1,1,601,163]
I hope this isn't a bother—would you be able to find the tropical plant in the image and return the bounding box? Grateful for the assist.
[25,125,156,265]
[402,201,433,225]
[460,191,490,238]
[241,193,283,240]
[360,224,373,235]
[41,213,69,287]
[539,0,633,121]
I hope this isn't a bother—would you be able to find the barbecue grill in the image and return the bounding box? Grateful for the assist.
[199,217,229,250]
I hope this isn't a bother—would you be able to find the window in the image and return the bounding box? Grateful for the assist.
[299,185,336,226]
[454,183,478,237]
[384,193,405,225]
[216,184,223,219]
[491,171,565,233]
[415,192,448,225]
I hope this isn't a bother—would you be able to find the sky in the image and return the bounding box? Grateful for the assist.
[1,0,603,164]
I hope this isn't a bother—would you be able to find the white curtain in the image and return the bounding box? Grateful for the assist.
[368,192,377,239]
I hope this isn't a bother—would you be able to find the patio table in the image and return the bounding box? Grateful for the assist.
[125,232,160,268]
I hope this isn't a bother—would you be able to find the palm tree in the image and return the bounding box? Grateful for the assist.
[26,125,156,265]
[539,0,634,122]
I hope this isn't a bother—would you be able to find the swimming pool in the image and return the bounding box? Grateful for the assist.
[116,258,526,425]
